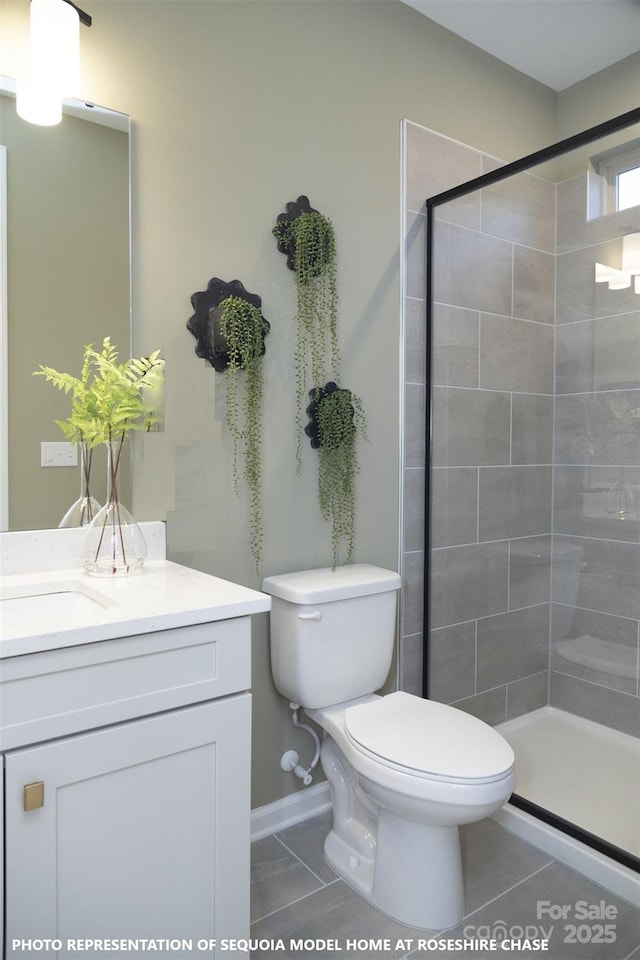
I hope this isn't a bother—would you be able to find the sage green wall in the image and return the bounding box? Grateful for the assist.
[0,0,568,809]
[553,53,640,182]
[556,52,640,139]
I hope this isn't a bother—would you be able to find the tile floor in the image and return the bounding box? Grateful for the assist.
[251,812,640,959]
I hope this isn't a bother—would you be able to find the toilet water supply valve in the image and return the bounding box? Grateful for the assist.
[280,703,321,786]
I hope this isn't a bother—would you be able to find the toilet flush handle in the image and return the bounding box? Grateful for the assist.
[298,610,322,621]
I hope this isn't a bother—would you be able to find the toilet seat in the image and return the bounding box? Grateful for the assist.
[344,691,514,784]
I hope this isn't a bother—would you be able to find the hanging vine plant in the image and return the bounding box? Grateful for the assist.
[219,294,268,572]
[186,279,269,572]
[305,382,367,569]
[273,196,341,469]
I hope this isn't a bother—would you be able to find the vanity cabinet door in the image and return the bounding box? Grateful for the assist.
[4,695,251,958]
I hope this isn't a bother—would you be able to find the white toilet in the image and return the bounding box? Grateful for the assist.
[262,564,515,931]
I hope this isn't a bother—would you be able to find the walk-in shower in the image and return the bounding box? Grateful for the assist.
[421,108,640,877]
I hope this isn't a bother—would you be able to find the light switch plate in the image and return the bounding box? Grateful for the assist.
[40,441,78,467]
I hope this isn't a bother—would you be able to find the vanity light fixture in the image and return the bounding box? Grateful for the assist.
[16,0,92,126]
[595,232,640,294]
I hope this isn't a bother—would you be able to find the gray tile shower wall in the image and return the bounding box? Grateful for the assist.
[551,172,640,731]
[480,168,556,251]
[432,222,514,315]
[402,120,555,720]
[401,119,640,729]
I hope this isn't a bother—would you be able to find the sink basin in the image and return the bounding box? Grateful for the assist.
[0,581,116,636]
[2,591,106,618]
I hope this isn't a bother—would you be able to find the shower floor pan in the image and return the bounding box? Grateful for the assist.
[496,706,639,859]
[493,706,639,903]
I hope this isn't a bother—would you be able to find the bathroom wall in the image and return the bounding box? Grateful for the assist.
[556,53,640,143]
[1,0,561,810]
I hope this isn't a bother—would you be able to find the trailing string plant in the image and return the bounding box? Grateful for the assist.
[219,295,269,572]
[305,382,367,569]
[273,196,341,469]
[274,196,369,567]
[34,338,163,571]
[186,278,270,573]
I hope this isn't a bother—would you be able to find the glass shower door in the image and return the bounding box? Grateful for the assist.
[424,111,640,869]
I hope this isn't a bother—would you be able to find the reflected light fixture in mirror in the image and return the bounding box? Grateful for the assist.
[16,0,91,126]
[595,233,640,294]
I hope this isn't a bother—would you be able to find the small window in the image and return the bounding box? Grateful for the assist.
[617,165,640,211]
[589,139,640,218]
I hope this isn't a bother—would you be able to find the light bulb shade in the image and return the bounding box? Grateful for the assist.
[621,232,640,275]
[30,0,80,97]
[607,269,631,290]
[16,0,80,126]
[594,262,630,288]
[16,78,62,125]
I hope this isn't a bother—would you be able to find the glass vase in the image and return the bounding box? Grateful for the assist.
[82,438,147,576]
[59,441,102,528]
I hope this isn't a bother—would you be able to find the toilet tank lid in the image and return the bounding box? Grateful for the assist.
[262,564,401,604]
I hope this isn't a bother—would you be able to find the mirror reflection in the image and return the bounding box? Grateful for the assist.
[1,80,131,531]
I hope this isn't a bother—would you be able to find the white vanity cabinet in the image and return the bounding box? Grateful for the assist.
[0,612,261,959]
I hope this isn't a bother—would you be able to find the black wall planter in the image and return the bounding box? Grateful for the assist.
[186,278,269,371]
[305,382,355,449]
[273,195,325,273]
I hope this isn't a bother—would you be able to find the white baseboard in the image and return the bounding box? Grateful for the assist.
[251,781,332,842]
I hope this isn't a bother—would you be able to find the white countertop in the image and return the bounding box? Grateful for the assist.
[0,561,271,658]
[0,524,270,658]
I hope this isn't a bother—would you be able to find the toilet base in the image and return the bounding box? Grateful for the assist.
[324,813,464,931]
[373,810,464,930]
[324,827,375,903]
[321,735,465,930]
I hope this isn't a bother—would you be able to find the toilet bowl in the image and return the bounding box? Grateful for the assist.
[262,565,515,930]
[307,692,514,929]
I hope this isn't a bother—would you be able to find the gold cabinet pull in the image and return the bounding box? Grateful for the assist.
[23,781,44,811]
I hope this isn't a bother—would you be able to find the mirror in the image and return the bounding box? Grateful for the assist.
[0,79,131,531]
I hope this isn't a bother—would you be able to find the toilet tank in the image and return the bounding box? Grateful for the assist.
[262,565,402,709]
